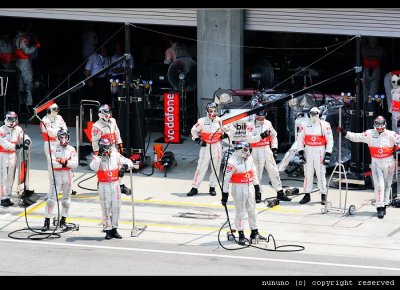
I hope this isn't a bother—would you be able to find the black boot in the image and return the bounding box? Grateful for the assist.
[105,230,112,239]
[209,187,216,196]
[187,187,198,196]
[72,190,77,196]
[321,194,327,205]
[238,230,246,246]
[59,216,67,229]
[254,184,261,203]
[111,228,122,239]
[42,218,50,232]
[383,206,387,216]
[377,207,385,219]
[120,184,131,195]
[250,229,266,244]
[277,190,291,202]
[299,193,311,204]
[1,199,10,207]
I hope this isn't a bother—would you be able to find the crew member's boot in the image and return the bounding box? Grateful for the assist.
[238,230,246,246]
[120,184,131,195]
[111,228,122,239]
[42,218,50,232]
[187,187,198,196]
[277,190,291,201]
[105,230,112,240]
[59,216,67,229]
[209,187,216,196]
[383,205,387,216]
[250,229,266,244]
[377,207,385,219]
[321,194,327,205]
[299,193,311,204]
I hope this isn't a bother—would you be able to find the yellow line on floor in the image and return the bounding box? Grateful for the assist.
[17,194,61,217]
[72,196,303,213]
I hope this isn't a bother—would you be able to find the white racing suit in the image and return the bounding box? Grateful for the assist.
[246,119,282,193]
[90,151,133,231]
[14,32,37,106]
[0,125,30,201]
[191,116,235,189]
[222,154,260,231]
[91,118,122,154]
[40,114,67,183]
[390,87,400,134]
[297,119,334,195]
[384,71,400,132]
[346,129,400,208]
[45,144,78,218]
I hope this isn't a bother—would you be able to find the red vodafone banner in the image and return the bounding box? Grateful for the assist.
[164,92,180,143]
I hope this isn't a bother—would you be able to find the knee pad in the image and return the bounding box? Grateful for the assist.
[47,199,55,208]
[61,199,71,209]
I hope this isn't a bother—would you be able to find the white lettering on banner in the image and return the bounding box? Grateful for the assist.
[165,94,178,142]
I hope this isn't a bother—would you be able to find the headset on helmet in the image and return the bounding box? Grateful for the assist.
[4,111,18,128]
[57,128,70,147]
[308,107,322,118]
[373,116,386,133]
[234,140,252,159]
[98,138,112,156]
[47,103,60,115]
[98,104,112,121]
[391,74,400,88]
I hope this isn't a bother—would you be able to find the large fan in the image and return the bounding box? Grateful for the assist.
[167,57,197,93]
[250,58,274,89]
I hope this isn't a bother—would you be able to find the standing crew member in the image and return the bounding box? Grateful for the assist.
[91,104,131,195]
[90,138,133,239]
[221,141,266,245]
[246,103,291,203]
[41,129,78,231]
[14,28,40,113]
[343,116,400,219]
[187,102,235,196]
[297,107,334,205]
[0,111,31,207]
[41,103,67,183]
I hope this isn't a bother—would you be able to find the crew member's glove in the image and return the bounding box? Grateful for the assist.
[221,192,229,206]
[271,148,278,160]
[254,184,262,204]
[119,164,129,177]
[220,132,229,140]
[23,139,31,150]
[337,126,347,136]
[260,130,270,139]
[15,144,22,150]
[323,152,331,166]
[118,143,125,154]
[194,138,207,147]
[298,150,306,164]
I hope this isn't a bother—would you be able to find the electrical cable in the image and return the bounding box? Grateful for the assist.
[8,116,77,240]
[205,118,304,252]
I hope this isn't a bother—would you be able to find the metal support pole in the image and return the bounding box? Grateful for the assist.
[129,169,147,237]
[124,22,132,151]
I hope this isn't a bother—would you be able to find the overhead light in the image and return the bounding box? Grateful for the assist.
[213,88,233,104]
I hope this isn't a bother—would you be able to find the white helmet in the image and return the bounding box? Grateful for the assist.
[234,140,251,160]
[57,128,70,147]
[98,138,112,156]
[373,116,386,133]
[98,104,112,122]
[309,107,321,123]
[4,111,18,128]
[253,102,267,122]
[47,103,59,117]
[206,102,218,120]
[391,74,400,89]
